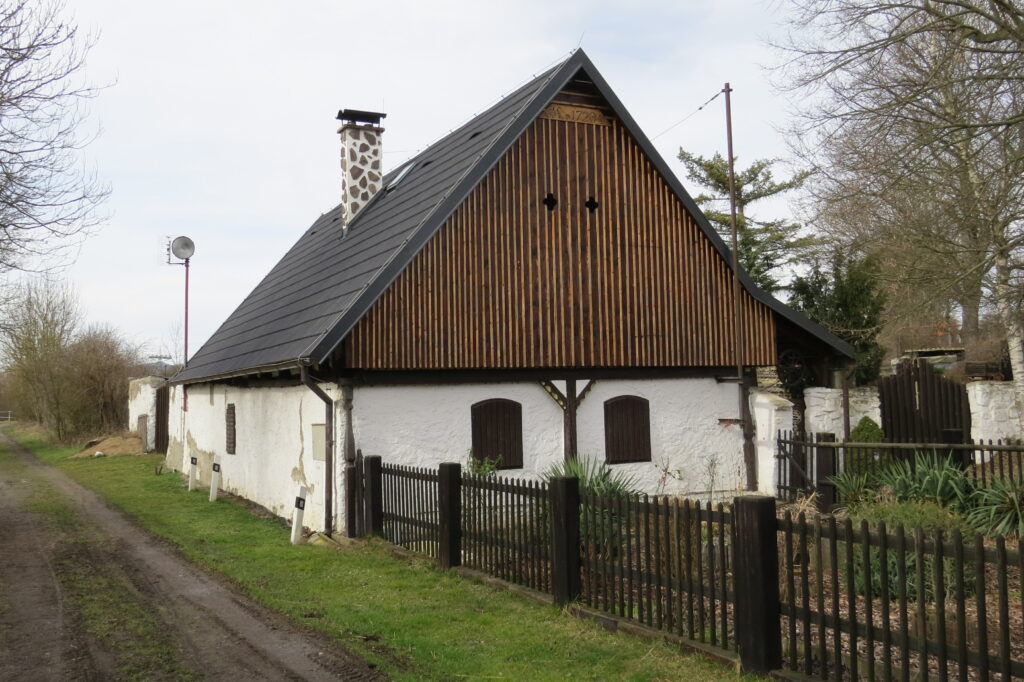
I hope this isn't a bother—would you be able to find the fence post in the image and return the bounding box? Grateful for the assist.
[816,432,836,510]
[437,462,462,569]
[942,428,968,469]
[363,456,383,536]
[733,495,782,675]
[549,476,581,606]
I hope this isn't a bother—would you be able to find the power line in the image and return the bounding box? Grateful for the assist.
[651,89,723,141]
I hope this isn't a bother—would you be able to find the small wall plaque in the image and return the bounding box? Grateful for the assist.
[212,462,221,473]
[190,456,197,465]
[295,497,306,510]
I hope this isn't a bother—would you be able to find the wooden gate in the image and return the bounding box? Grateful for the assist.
[154,384,169,453]
[879,359,970,442]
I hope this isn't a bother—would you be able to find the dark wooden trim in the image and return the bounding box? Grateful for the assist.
[344,366,731,387]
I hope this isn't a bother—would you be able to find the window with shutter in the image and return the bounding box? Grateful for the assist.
[470,399,523,469]
[226,403,236,454]
[604,395,651,464]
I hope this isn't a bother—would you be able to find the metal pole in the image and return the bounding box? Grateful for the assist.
[184,257,190,367]
[724,83,743,380]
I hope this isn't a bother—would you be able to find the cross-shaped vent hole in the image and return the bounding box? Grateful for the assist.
[543,192,557,211]
[585,196,599,214]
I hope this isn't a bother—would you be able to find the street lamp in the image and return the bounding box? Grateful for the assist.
[168,236,195,367]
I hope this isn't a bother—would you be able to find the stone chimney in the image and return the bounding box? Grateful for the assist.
[337,109,386,228]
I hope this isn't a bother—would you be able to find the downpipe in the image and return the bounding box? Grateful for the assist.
[300,365,334,536]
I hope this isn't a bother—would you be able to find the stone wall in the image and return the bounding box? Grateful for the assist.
[967,382,1022,443]
[803,386,881,438]
[804,382,1022,443]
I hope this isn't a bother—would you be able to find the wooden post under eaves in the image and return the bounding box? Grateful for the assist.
[564,379,578,460]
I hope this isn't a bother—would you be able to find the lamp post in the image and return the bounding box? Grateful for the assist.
[168,236,195,367]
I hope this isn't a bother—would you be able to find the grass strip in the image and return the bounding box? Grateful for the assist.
[9,425,760,681]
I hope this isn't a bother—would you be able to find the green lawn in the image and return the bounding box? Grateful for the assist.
[8,426,759,681]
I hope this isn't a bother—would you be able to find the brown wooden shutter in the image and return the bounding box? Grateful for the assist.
[470,399,523,469]
[226,403,236,454]
[604,395,651,463]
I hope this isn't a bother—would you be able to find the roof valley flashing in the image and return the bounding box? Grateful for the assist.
[337,109,387,231]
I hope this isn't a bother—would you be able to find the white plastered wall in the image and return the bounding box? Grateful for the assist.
[351,378,746,499]
[750,389,793,497]
[803,387,881,438]
[575,378,745,498]
[166,381,340,532]
[967,381,1023,443]
[127,376,165,450]
[352,382,564,478]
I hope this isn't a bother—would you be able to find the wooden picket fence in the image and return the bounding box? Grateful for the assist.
[357,457,1024,679]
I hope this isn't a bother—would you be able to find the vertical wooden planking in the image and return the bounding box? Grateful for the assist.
[695,500,706,640]
[996,537,1010,682]
[831,516,843,682]
[653,496,663,629]
[862,520,875,682]
[879,521,893,682]
[814,515,827,680]
[846,518,859,682]
[785,511,796,669]
[718,503,727,648]
[915,526,928,682]
[684,499,695,640]
[975,533,990,682]
[953,529,967,682]
[644,494,654,627]
[934,529,948,682]
[801,513,812,676]
[706,501,717,645]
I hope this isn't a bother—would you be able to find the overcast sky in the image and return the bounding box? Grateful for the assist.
[62,0,801,363]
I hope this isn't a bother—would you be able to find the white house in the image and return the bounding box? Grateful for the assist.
[167,50,852,536]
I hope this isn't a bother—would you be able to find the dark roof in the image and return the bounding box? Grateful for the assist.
[175,50,852,384]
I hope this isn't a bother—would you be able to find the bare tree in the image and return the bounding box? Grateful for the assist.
[0,0,107,272]
[0,278,79,439]
[777,1,1024,426]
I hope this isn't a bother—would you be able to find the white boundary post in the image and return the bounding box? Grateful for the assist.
[188,454,198,491]
[209,457,221,502]
[291,485,307,545]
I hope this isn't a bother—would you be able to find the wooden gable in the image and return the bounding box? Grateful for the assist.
[344,86,777,370]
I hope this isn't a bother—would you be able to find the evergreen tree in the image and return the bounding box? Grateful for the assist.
[677,150,812,292]
[790,256,887,385]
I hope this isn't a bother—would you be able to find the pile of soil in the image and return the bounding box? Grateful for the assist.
[72,434,145,458]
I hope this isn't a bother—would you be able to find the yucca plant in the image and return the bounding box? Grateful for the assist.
[542,457,639,555]
[541,456,639,497]
[828,470,874,511]
[968,477,1024,537]
[876,451,974,513]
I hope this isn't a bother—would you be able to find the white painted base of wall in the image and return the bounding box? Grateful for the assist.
[165,375,751,534]
[353,377,746,499]
[166,382,339,533]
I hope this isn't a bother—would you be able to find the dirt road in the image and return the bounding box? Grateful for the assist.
[0,433,383,681]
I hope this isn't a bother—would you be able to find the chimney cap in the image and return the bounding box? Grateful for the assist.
[336,109,387,126]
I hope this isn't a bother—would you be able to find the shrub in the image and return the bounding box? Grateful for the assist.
[850,501,977,601]
[847,416,889,475]
[876,452,974,513]
[968,477,1024,537]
